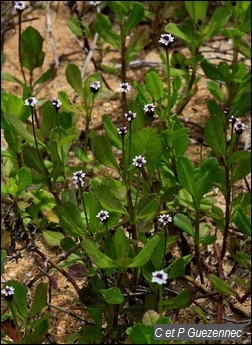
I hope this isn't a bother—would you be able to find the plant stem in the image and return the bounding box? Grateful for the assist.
[134,168,141,209]
[84,94,95,156]
[18,13,27,85]
[165,49,171,126]
[194,208,204,284]
[80,186,89,231]
[56,108,68,187]
[158,285,163,315]
[163,224,167,266]
[221,163,231,259]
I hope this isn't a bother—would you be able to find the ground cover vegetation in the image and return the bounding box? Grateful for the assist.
[1,1,251,344]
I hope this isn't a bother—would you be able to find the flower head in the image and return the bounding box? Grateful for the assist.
[117,127,127,136]
[159,214,172,226]
[73,170,86,188]
[90,81,101,94]
[51,98,62,111]
[152,270,168,285]
[125,111,136,122]
[89,1,101,5]
[133,155,146,168]
[1,285,15,301]
[119,82,131,93]
[159,33,175,50]
[24,97,38,107]
[229,115,236,125]
[14,1,26,12]
[96,210,109,222]
[143,103,156,118]
[234,121,245,135]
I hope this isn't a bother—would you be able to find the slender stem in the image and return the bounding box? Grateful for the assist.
[199,143,203,165]
[80,186,89,231]
[165,49,171,126]
[18,13,27,84]
[122,135,126,183]
[56,109,68,187]
[31,109,47,177]
[158,285,163,315]
[84,95,95,155]
[194,208,204,284]
[221,163,231,259]
[128,121,132,172]
[163,225,167,266]
[134,168,141,209]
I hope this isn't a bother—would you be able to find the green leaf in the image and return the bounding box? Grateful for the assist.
[207,80,226,103]
[55,202,87,237]
[103,115,122,149]
[34,66,56,85]
[209,274,239,297]
[99,287,124,304]
[23,146,45,174]
[167,255,193,279]
[173,213,194,237]
[1,72,23,85]
[137,197,159,221]
[177,156,195,197]
[41,101,57,139]
[61,189,77,206]
[184,1,208,25]
[113,228,130,260]
[171,75,182,109]
[93,135,119,169]
[129,323,154,344]
[68,16,83,38]
[94,13,120,50]
[82,239,116,269]
[42,231,64,247]
[229,151,251,183]
[7,280,28,323]
[204,113,226,158]
[82,192,101,233]
[234,207,251,237]
[129,235,160,268]
[30,283,47,317]
[66,64,83,98]
[21,26,45,71]
[165,22,193,44]
[16,167,32,193]
[194,157,219,204]
[91,184,127,214]
[163,288,193,309]
[201,7,232,40]
[1,249,6,274]
[145,70,163,101]
[124,3,144,36]
[130,127,162,176]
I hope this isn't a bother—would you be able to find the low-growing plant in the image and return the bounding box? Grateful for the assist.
[1,1,251,344]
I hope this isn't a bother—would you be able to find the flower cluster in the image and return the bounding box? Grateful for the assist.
[24,97,38,107]
[159,33,174,49]
[1,285,15,301]
[125,111,136,122]
[72,170,85,188]
[117,127,127,136]
[96,210,109,222]
[159,214,172,226]
[133,155,146,168]
[143,103,156,118]
[152,270,168,285]
[90,81,101,94]
[119,83,131,93]
[89,1,101,6]
[14,1,26,12]
[51,98,62,111]
[234,121,245,135]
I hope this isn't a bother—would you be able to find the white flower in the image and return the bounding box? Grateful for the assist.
[96,210,109,222]
[90,81,101,93]
[89,1,101,6]
[73,170,86,188]
[159,33,174,49]
[143,103,156,117]
[51,99,62,110]
[125,111,136,122]
[119,83,131,93]
[24,97,38,107]
[152,270,168,285]
[14,1,26,12]
[133,155,146,168]
[234,121,245,135]
[159,214,172,226]
[1,285,15,297]
[117,127,127,135]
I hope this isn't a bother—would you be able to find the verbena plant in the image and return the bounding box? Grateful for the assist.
[1,1,251,344]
